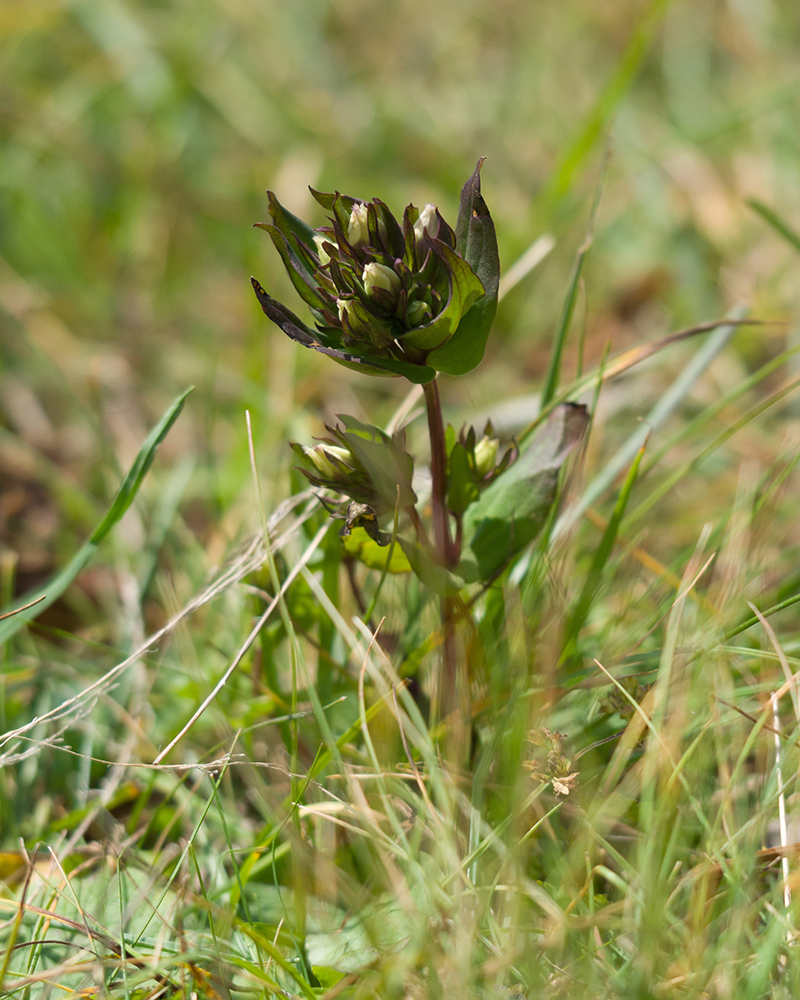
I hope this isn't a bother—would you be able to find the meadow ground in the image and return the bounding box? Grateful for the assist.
[2,1,800,996]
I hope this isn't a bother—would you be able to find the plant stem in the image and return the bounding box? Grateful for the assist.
[423,379,468,765]
[423,379,453,566]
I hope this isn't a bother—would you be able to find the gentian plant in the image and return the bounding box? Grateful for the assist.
[253,160,588,757]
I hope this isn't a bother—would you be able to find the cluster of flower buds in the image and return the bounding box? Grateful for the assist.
[446,421,518,517]
[291,415,416,517]
[252,161,499,384]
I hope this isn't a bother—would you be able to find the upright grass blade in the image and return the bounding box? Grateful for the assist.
[552,309,745,540]
[0,387,193,645]
[542,0,673,204]
[560,440,646,666]
[539,145,607,410]
[747,198,800,255]
[539,239,590,411]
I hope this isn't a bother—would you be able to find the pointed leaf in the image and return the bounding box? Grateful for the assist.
[459,404,589,582]
[266,191,317,253]
[251,278,436,382]
[430,158,500,375]
[254,225,329,310]
[455,158,500,303]
[339,418,417,508]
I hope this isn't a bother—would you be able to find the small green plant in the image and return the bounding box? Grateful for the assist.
[252,161,588,757]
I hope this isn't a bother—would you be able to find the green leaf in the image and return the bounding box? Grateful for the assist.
[311,967,346,989]
[255,224,329,310]
[0,388,193,645]
[265,190,318,255]
[339,416,417,509]
[459,403,589,582]
[428,158,500,376]
[342,527,413,572]
[398,240,484,352]
[426,293,497,376]
[455,158,500,304]
[398,538,464,596]
[447,440,479,516]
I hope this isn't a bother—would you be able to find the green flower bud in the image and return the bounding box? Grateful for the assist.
[473,434,499,479]
[406,299,432,327]
[363,262,401,301]
[291,417,417,515]
[347,202,370,247]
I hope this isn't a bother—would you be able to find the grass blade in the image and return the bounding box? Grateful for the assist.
[0,387,193,645]
[747,198,800,254]
[561,439,646,665]
[553,308,745,539]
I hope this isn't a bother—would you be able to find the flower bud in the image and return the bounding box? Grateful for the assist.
[337,298,355,325]
[347,202,370,247]
[313,233,331,265]
[337,297,394,348]
[473,434,499,479]
[363,262,401,301]
[413,203,437,242]
[406,299,431,327]
[301,444,350,480]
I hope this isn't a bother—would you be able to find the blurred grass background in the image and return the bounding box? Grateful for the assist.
[1,0,799,630]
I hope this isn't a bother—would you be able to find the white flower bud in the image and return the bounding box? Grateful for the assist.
[347,203,370,246]
[337,298,353,324]
[363,262,401,300]
[302,444,350,480]
[313,233,331,265]
[414,203,437,242]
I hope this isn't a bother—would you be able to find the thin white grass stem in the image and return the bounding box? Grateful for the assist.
[498,234,555,300]
[554,307,745,539]
[0,493,316,759]
[771,692,792,912]
[246,410,270,543]
[153,523,327,764]
[748,602,795,916]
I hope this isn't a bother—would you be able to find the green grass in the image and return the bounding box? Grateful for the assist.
[3,0,800,997]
